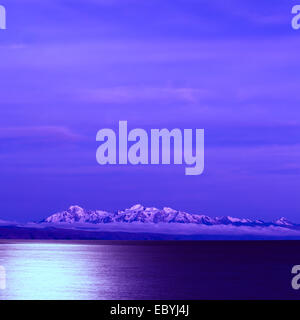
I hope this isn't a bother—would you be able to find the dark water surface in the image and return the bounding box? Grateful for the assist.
[0,240,299,300]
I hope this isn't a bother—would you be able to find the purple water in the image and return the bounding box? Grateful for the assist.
[0,240,299,300]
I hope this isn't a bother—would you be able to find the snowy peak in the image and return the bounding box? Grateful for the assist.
[42,206,112,224]
[216,216,253,225]
[129,204,145,211]
[274,217,293,226]
[68,205,85,215]
[163,207,177,214]
[41,204,297,229]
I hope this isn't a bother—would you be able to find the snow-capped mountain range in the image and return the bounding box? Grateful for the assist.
[41,204,297,229]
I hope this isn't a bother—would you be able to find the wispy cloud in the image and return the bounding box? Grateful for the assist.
[41,220,300,238]
[0,126,82,144]
[81,86,211,104]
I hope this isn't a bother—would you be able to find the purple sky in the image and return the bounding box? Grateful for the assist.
[1,0,300,222]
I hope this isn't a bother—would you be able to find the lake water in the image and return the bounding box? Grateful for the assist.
[0,240,300,300]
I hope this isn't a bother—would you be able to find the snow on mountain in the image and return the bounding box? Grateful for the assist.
[41,204,298,229]
[43,205,113,224]
[274,217,293,226]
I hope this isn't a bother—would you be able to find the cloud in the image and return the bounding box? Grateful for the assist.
[80,86,211,104]
[201,0,290,26]
[38,220,300,238]
[0,126,82,144]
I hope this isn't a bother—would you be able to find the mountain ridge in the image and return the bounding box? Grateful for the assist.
[41,204,297,229]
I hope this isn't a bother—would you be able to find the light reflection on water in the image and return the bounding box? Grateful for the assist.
[0,242,113,299]
[0,241,162,300]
